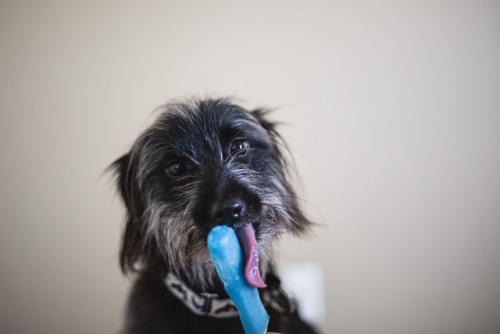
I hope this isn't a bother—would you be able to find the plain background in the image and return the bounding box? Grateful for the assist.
[1,1,499,333]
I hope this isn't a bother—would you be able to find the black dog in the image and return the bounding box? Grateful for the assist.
[110,97,317,333]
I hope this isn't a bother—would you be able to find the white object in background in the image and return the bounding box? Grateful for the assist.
[280,262,326,325]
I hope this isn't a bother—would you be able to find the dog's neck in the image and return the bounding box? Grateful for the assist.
[164,269,297,319]
[164,272,239,318]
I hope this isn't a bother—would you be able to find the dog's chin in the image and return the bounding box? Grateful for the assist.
[164,222,276,293]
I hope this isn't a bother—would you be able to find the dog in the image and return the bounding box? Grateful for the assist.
[110,97,317,333]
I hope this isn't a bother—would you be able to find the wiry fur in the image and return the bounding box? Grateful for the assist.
[110,97,316,333]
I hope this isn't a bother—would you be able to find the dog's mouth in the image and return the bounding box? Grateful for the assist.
[234,223,267,288]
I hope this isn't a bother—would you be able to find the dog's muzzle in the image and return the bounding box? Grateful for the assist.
[209,196,266,288]
[211,197,247,226]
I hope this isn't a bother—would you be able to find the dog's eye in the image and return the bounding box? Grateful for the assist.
[166,162,185,177]
[230,139,250,156]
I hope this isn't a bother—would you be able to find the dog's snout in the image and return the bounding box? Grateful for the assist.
[211,198,246,225]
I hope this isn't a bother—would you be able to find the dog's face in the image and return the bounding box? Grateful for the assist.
[112,98,310,291]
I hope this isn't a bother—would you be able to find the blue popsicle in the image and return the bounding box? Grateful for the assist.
[208,225,270,334]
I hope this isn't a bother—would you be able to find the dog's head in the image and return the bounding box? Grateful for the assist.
[110,98,311,290]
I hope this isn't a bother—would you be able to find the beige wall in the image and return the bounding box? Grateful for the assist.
[1,1,500,333]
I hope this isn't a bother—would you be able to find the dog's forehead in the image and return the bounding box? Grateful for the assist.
[153,100,270,160]
[168,102,265,135]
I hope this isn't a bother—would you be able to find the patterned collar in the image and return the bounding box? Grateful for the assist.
[164,272,296,318]
[165,273,238,318]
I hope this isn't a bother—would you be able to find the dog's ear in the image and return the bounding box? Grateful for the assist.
[109,153,146,274]
[250,108,277,135]
[250,108,288,164]
[251,108,315,234]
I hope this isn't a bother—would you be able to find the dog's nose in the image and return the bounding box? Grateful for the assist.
[211,198,246,225]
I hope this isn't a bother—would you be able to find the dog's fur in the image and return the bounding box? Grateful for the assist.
[110,97,317,333]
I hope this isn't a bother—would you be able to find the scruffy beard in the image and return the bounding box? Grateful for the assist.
[139,164,297,292]
[111,97,312,293]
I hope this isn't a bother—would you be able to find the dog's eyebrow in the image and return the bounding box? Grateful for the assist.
[220,117,268,139]
[163,137,224,167]
[163,147,202,166]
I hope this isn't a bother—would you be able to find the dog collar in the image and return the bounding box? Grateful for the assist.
[164,272,296,318]
[165,273,239,318]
